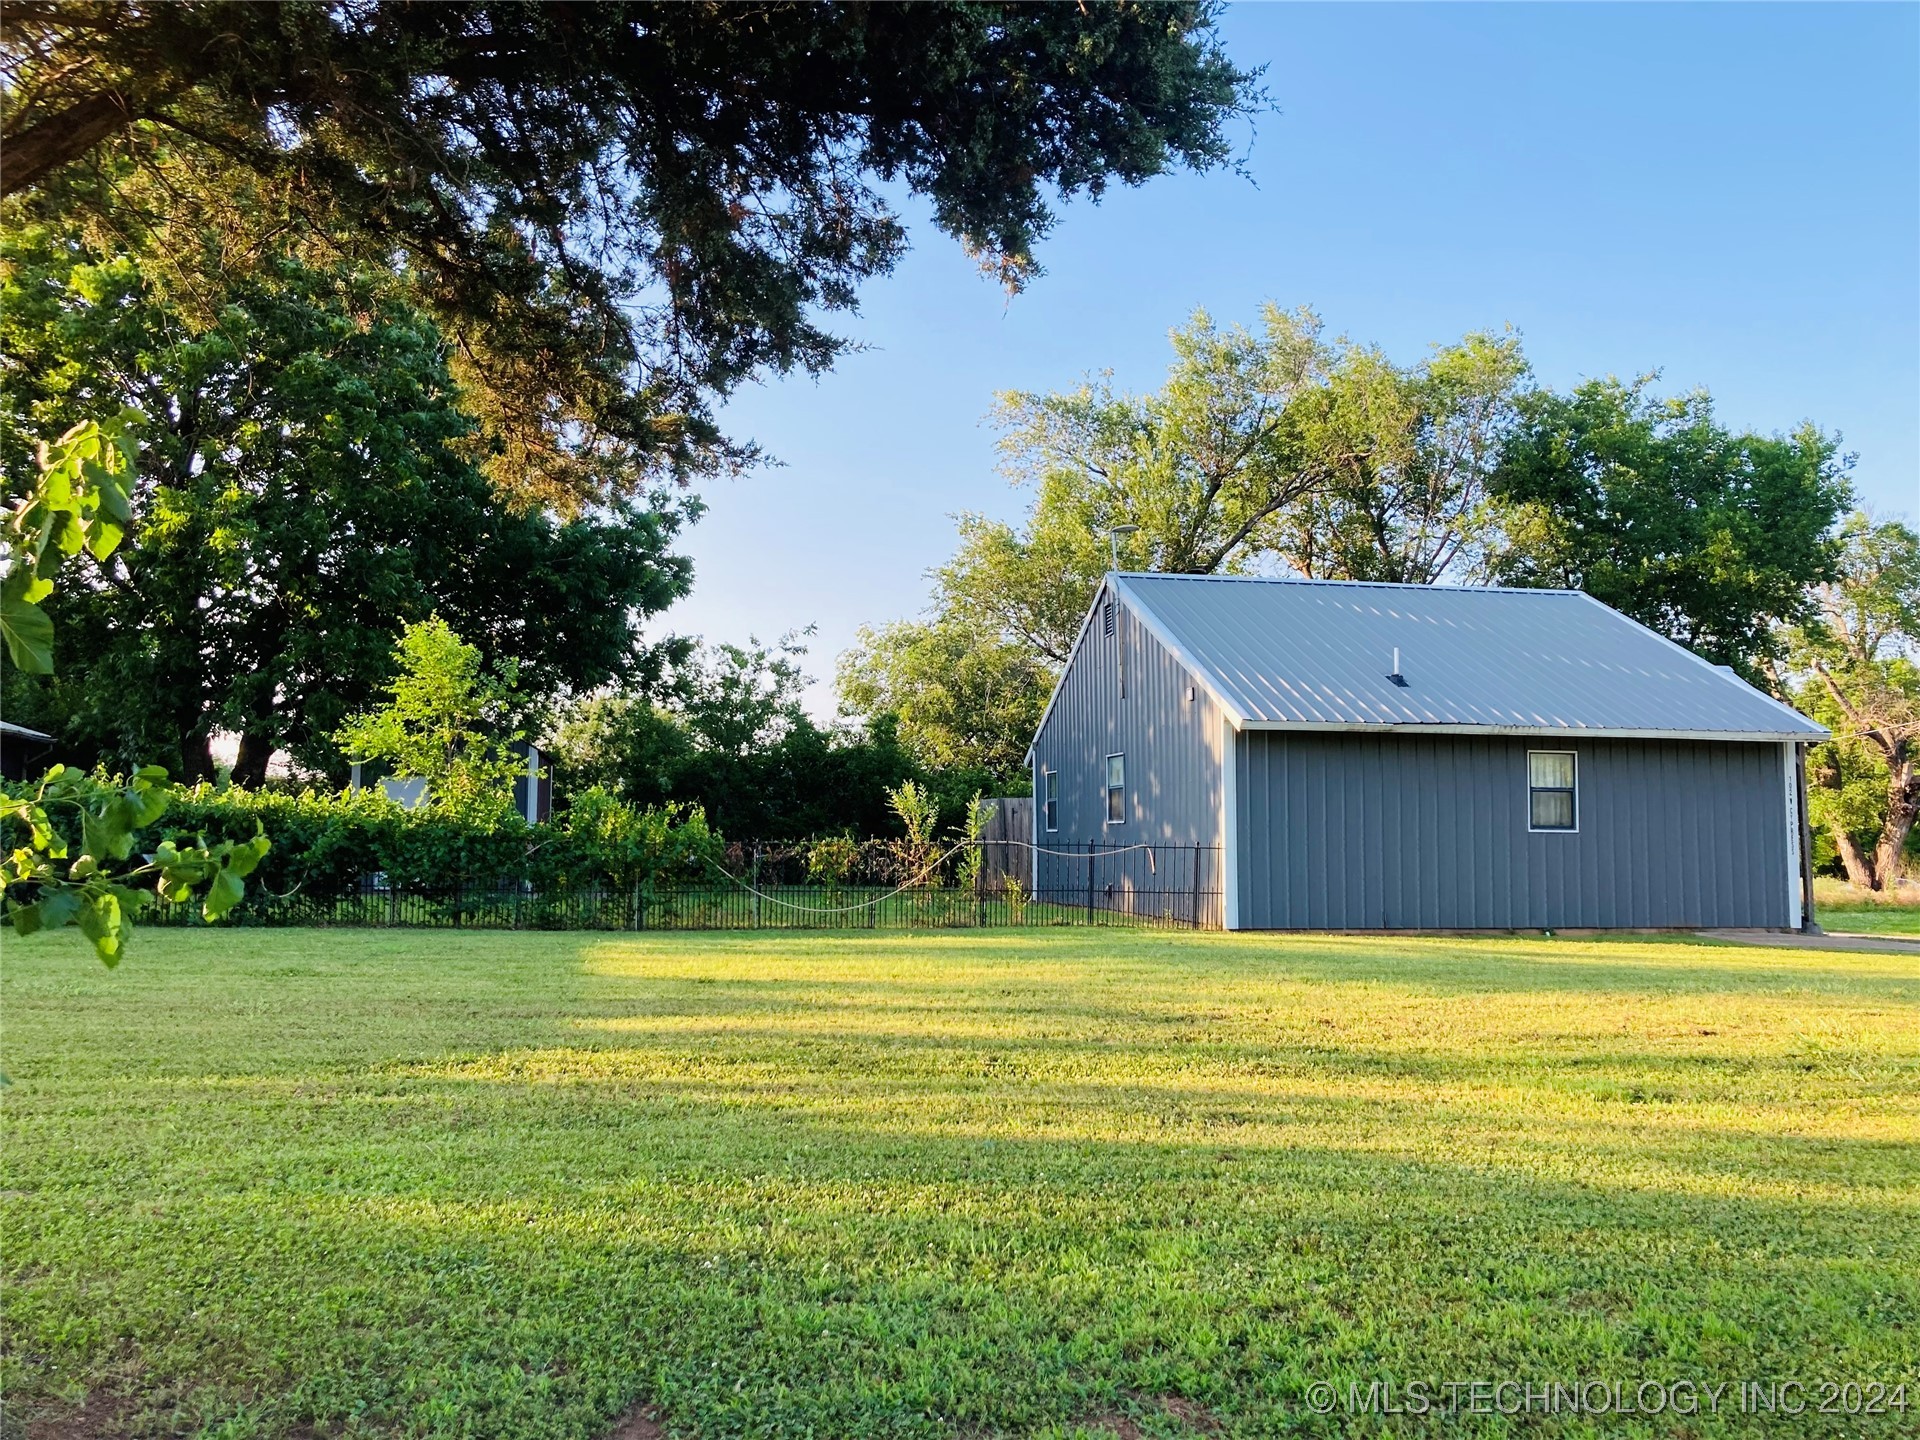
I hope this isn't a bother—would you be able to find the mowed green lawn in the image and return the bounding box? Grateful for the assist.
[1821,905,1920,937]
[3,929,1917,1439]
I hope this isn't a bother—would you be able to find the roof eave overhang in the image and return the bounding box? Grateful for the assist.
[1025,578,1125,765]
[1234,720,1830,743]
[1107,573,1251,725]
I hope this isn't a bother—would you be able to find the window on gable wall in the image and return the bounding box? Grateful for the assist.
[1041,768,1057,831]
[1105,753,1126,824]
[1528,751,1577,831]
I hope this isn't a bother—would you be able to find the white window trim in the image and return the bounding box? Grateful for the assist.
[1526,749,1579,834]
[1041,767,1058,833]
[1104,752,1126,826]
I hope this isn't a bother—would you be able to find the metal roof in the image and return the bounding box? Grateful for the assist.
[1110,572,1826,742]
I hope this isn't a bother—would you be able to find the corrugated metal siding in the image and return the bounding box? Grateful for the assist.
[1116,573,1824,740]
[1234,733,1791,929]
[1031,584,1223,921]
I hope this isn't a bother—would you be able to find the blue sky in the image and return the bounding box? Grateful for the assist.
[664,2,1920,715]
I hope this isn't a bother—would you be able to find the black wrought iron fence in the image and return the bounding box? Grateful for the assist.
[148,841,1222,932]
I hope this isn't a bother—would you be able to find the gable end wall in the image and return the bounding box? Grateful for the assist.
[1030,584,1223,921]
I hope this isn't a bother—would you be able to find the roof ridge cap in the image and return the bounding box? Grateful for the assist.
[1112,571,1583,597]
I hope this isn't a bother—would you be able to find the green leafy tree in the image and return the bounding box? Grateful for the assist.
[2,417,266,964]
[0,225,692,782]
[1,412,136,673]
[4,2,1259,507]
[1271,325,1529,583]
[1777,514,1920,891]
[332,619,525,822]
[551,636,937,838]
[2,765,268,964]
[1491,377,1854,672]
[842,306,1528,765]
[677,631,815,762]
[836,617,1049,787]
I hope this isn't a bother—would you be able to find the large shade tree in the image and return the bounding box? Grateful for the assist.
[0,223,691,783]
[839,306,1530,769]
[2,1,1260,507]
[1776,513,1920,892]
[1490,378,1853,673]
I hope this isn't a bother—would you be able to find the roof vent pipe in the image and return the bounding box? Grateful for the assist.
[1388,647,1408,688]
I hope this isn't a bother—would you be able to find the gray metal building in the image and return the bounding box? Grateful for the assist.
[1025,573,1827,932]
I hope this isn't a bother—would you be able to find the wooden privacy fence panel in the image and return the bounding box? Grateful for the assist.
[977,796,1033,889]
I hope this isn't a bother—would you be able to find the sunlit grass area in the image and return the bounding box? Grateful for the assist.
[4,928,1917,1438]
[1815,876,1920,935]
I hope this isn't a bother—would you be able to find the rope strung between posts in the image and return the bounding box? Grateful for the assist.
[705,837,1195,915]
[706,835,975,916]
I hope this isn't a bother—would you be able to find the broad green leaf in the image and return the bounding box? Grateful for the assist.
[80,808,134,864]
[8,901,43,937]
[204,864,246,921]
[49,510,84,555]
[86,515,126,561]
[0,596,55,673]
[128,787,169,828]
[228,830,272,878]
[38,888,83,930]
[76,892,124,966]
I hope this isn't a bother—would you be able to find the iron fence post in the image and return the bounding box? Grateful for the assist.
[1190,844,1201,929]
[1086,841,1095,924]
[751,846,761,929]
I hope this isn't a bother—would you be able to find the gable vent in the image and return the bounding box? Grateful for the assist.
[1103,600,1115,636]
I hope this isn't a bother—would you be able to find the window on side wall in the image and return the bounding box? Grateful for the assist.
[1041,768,1058,832]
[1527,751,1577,832]
[1105,753,1126,825]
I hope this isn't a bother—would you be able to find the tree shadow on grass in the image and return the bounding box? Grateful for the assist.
[9,1093,1916,1439]
[6,928,1917,1437]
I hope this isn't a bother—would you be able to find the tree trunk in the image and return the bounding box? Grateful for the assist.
[1832,827,1879,892]
[1870,755,1918,894]
[182,731,217,786]
[232,730,275,789]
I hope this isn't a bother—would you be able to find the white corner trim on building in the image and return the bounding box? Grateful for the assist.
[1220,712,1240,931]
[1783,741,1803,931]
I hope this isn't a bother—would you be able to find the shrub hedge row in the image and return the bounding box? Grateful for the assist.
[5,780,725,901]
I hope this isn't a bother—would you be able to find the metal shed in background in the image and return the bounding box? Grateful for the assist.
[1026,573,1827,932]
